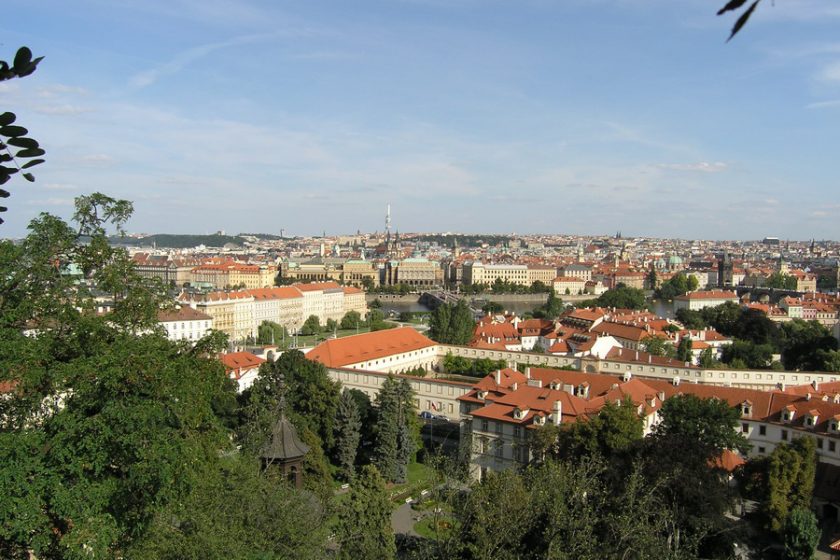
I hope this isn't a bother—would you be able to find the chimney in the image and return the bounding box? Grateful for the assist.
[512,382,518,391]
[552,399,562,425]
[648,355,652,363]
[657,390,665,402]
[673,376,680,386]
[635,351,639,360]
[495,369,501,386]
[806,392,812,401]
[812,380,820,392]
[525,367,531,379]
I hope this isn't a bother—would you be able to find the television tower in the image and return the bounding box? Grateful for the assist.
[385,203,392,235]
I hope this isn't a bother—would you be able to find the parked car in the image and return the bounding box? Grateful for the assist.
[434,415,449,422]
[419,411,435,420]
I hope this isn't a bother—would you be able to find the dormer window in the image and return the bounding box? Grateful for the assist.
[514,407,529,420]
[477,391,487,401]
[533,415,545,426]
[741,401,752,418]
[806,410,820,428]
[783,406,796,423]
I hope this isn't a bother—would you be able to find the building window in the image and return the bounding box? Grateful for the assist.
[742,423,749,433]
[781,429,788,441]
[759,425,766,436]
[758,446,766,454]
[495,422,503,434]
[481,419,489,432]
[514,426,521,438]
[831,441,837,453]
[818,438,824,449]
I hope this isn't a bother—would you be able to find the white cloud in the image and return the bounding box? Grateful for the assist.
[43,183,80,191]
[656,162,728,173]
[806,99,840,109]
[24,198,73,206]
[80,154,115,164]
[33,104,92,116]
[817,61,840,83]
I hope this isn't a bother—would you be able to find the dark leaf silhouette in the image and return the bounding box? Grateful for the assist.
[717,0,750,16]
[722,0,762,41]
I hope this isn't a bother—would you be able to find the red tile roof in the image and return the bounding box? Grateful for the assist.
[306,327,436,368]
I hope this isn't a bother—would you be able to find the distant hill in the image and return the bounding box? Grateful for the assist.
[239,233,289,240]
[110,234,247,249]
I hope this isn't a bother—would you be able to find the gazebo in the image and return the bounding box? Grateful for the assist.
[260,378,310,488]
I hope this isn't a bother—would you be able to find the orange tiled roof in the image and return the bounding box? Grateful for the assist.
[307,327,436,368]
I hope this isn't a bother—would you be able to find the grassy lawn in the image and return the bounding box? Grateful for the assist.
[388,461,437,506]
[414,515,459,540]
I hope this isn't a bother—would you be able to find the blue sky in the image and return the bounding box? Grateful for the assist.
[2,0,839,239]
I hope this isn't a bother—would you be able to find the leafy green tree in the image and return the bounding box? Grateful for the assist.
[335,390,362,481]
[336,465,396,560]
[239,349,340,452]
[641,335,675,358]
[721,340,774,369]
[0,195,303,558]
[1,47,46,224]
[367,308,390,331]
[481,301,504,314]
[340,310,361,330]
[326,318,338,333]
[780,319,838,371]
[646,269,658,290]
[450,299,476,344]
[458,469,532,560]
[542,290,564,319]
[675,336,693,363]
[765,272,798,290]
[595,285,646,310]
[301,314,321,335]
[784,508,819,560]
[765,437,816,534]
[429,300,475,344]
[656,272,694,300]
[557,398,644,460]
[128,455,328,560]
[676,308,707,329]
[655,394,749,456]
[257,320,286,345]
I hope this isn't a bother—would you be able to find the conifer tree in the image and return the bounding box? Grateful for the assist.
[373,377,400,481]
[336,465,396,560]
[335,389,362,481]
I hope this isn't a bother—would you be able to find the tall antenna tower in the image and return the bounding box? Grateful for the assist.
[385,203,392,235]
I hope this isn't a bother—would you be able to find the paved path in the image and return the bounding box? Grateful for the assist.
[391,502,420,537]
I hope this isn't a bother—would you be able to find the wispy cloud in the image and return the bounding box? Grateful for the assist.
[806,99,840,109]
[33,104,92,116]
[817,61,840,83]
[656,162,728,173]
[128,33,281,89]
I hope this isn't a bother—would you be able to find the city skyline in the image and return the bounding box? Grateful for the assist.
[3,0,840,238]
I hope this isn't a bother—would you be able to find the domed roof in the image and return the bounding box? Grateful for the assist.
[261,414,310,461]
[668,255,684,265]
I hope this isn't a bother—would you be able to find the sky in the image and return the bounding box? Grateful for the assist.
[2,0,840,240]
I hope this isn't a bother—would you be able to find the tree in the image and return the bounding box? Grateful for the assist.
[784,508,819,560]
[0,195,305,558]
[641,335,675,358]
[676,308,707,329]
[372,376,416,483]
[1,47,46,224]
[326,318,338,333]
[334,390,362,481]
[257,320,286,345]
[128,455,328,560]
[301,314,321,336]
[458,469,532,560]
[541,290,564,319]
[765,272,798,290]
[655,394,749,457]
[335,465,396,560]
[675,336,693,363]
[340,310,361,330]
[596,285,646,310]
[721,340,774,369]
[557,398,644,460]
[764,437,816,534]
[780,319,839,371]
[239,349,340,452]
[367,308,390,331]
[429,300,474,345]
[646,268,658,290]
